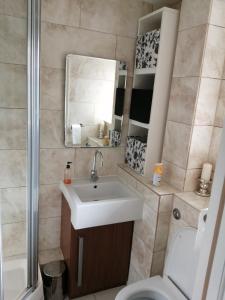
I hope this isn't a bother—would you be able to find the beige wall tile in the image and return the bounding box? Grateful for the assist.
[40,148,75,184]
[195,78,220,126]
[215,80,225,128]
[208,127,223,166]
[41,67,65,110]
[39,184,62,219]
[202,25,225,79]
[39,248,63,266]
[210,0,225,28]
[159,195,173,213]
[80,0,152,38]
[136,181,160,212]
[39,248,63,265]
[187,125,213,169]
[42,0,81,27]
[167,77,199,125]
[179,0,211,31]
[133,203,157,252]
[2,222,26,257]
[173,25,206,77]
[0,109,26,149]
[176,192,209,211]
[0,63,26,108]
[40,110,64,149]
[154,212,171,252]
[39,217,61,250]
[184,168,201,192]
[2,0,27,18]
[0,187,26,224]
[130,233,153,278]
[163,160,186,191]
[41,22,117,69]
[163,121,191,169]
[0,15,26,65]
[128,264,145,284]
[0,150,26,188]
[150,250,165,276]
[116,36,135,76]
[0,0,3,14]
[74,147,123,178]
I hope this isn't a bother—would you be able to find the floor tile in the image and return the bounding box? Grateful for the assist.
[94,286,124,300]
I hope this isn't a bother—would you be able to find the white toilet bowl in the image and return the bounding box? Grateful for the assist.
[116,227,199,300]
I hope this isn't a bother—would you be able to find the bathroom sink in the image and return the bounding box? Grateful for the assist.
[60,176,143,229]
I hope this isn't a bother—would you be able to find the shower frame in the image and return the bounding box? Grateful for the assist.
[0,0,41,299]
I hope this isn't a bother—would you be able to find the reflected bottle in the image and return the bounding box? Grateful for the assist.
[64,162,72,184]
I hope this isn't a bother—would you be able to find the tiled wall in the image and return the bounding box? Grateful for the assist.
[208,0,225,168]
[117,165,176,282]
[0,2,28,257]
[39,0,152,254]
[162,0,225,192]
[0,1,153,257]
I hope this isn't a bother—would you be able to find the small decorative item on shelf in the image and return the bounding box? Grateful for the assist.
[103,135,110,146]
[98,122,104,139]
[152,163,164,187]
[136,29,160,70]
[111,130,121,147]
[125,136,147,175]
[196,163,213,197]
[119,61,127,71]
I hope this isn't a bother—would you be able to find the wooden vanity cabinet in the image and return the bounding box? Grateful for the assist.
[60,196,134,299]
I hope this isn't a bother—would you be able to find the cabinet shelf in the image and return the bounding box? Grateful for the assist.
[130,119,149,129]
[127,7,179,177]
[114,114,123,121]
[134,68,156,75]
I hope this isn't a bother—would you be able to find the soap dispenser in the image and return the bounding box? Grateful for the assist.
[64,162,72,184]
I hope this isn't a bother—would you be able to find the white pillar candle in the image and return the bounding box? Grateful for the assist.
[201,163,212,181]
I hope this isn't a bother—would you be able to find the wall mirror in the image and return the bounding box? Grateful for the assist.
[65,54,127,148]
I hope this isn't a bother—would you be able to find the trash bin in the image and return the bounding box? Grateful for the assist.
[42,260,66,300]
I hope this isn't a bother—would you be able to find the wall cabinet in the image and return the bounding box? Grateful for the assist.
[60,196,134,298]
[127,7,179,177]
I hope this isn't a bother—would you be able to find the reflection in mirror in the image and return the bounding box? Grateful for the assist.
[65,55,127,148]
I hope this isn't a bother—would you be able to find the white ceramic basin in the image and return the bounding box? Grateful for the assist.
[60,176,143,229]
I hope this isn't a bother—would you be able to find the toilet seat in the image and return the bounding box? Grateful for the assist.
[115,276,187,300]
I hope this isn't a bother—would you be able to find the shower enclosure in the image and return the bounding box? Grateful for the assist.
[0,0,42,299]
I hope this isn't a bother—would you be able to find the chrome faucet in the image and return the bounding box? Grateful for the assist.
[90,150,103,182]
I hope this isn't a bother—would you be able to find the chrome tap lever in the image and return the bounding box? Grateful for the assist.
[90,150,103,182]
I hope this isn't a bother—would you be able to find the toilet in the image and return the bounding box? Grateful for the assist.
[116,227,199,300]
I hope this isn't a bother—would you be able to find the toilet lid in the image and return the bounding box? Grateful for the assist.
[164,227,199,299]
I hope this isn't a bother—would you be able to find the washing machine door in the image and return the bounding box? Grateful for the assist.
[164,227,199,299]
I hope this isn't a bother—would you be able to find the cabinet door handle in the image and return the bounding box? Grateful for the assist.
[77,236,84,287]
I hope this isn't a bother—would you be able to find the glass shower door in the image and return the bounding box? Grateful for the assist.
[0,0,40,299]
[0,1,29,298]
